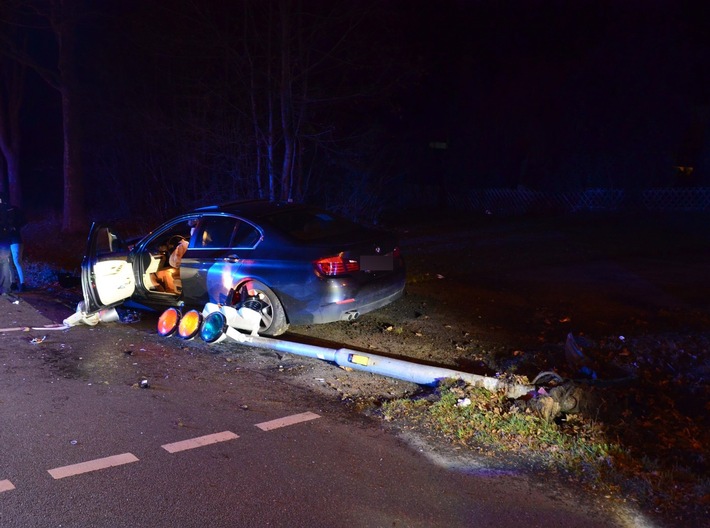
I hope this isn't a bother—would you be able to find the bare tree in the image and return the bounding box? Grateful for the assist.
[0,1,26,205]
[67,1,416,221]
[237,0,396,204]
[48,0,85,232]
[0,50,25,205]
[2,0,87,231]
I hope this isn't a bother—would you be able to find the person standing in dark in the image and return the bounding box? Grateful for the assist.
[8,201,26,291]
[0,202,12,295]
[0,245,11,294]
[0,194,26,292]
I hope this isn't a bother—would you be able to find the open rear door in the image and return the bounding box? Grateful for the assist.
[80,223,136,313]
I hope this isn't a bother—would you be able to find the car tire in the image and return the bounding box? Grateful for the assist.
[239,280,289,336]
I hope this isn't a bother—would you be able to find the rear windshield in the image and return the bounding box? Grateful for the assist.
[263,208,359,241]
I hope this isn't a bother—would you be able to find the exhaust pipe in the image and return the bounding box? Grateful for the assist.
[342,310,360,321]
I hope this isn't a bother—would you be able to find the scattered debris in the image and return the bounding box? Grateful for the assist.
[564,332,598,379]
[118,309,141,324]
[525,393,560,422]
[456,397,471,407]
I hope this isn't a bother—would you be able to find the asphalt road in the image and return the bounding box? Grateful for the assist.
[0,294,635,528]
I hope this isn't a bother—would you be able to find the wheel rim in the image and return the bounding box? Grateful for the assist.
[238,281,273,331]
[252,290,273,330]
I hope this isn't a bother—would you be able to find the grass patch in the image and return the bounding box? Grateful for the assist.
[383,380,621,473]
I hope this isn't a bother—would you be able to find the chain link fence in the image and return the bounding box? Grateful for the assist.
[400,186,710,215]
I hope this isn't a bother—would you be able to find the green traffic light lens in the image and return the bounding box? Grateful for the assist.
[200,311,227,343]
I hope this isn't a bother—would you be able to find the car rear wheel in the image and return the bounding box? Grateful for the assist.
[237,280,289,336]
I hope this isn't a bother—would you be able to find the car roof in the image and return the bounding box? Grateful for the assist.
[192,199,309,219]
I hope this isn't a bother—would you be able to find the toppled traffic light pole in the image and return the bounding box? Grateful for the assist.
[157,302,536,400]
[64,300,579,409]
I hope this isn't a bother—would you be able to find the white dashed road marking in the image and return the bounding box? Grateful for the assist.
[9,411,320,490]
[47,453,140,480]
[161,431,239,453]
[255,411,321,431]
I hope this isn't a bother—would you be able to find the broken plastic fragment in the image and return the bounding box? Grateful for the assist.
[457,397,472,407]
[63,302,100,327]
[98,308,120,323]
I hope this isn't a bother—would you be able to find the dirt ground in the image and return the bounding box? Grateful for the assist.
[291,211,710,389]
[18,210,710,526]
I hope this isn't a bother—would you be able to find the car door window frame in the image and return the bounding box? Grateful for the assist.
[191,214,262,250]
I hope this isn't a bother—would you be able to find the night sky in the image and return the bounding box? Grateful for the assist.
[9,0,710,217]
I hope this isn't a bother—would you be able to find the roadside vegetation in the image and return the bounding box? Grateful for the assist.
[383,380,620,472]
[378,338,708,527]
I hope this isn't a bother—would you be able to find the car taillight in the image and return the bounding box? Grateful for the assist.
[314,255,359,276]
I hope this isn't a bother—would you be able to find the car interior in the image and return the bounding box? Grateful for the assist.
[140,215,262,295]
[143,220,196,294]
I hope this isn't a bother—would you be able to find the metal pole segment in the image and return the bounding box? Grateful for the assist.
[224,328,533,398]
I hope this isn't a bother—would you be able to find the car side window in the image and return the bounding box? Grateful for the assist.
[232,221,261,248]
[194,216,237,248]
[194,216,261,249]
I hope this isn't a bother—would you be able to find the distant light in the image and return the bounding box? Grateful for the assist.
[428,141,448,150]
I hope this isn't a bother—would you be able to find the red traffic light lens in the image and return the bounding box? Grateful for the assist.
[157,308,181,337]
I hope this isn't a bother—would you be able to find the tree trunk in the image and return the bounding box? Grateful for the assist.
[243,2,263,199]
[55,0,86,233]
[279,0,294,202]
[266,1,276,202]
[0,55,25,205]
[60,85,85,232]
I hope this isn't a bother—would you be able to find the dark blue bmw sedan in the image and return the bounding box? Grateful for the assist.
[81,200,405,336]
